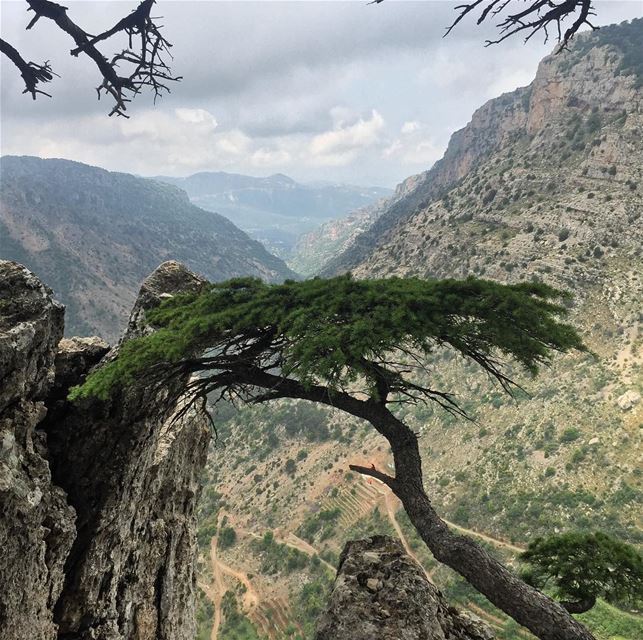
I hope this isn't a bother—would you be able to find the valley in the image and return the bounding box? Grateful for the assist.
[154,171,391,261]
[191,19,643,640]
[1,13,641,640]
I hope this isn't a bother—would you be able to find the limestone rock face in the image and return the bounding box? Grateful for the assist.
[315,536,494,640]
[0,261,76,640]
[0,260,211,640]
[45,261,210,640]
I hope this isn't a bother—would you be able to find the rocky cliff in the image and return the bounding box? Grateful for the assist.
[321,19,643,277]
[0,262,75,639]
[315,536,493,640]
[0,260,211,640]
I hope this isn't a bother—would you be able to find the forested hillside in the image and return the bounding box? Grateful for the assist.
[193,20,643,640]
[0,156,296,340]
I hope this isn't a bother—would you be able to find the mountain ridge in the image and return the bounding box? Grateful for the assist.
[0,155,297,341]
[320,18,643,278]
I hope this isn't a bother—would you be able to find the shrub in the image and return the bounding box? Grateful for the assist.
[560,427,581,443]
[219,526,237,550]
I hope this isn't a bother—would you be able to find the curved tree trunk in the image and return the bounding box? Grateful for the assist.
[221,369,596,640]
[377,410,595,640]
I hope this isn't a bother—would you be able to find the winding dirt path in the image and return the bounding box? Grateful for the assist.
[237,525,337,573]
[442,518,525,553]
[218,559,259,609]
[278,530,337,573]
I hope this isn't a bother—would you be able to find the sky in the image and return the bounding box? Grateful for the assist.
[1,1,641,187]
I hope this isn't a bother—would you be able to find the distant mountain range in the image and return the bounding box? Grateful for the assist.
[154,171,392,258]
[0,156,296,341]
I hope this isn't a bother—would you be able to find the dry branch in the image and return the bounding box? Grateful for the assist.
[1,0,180,116]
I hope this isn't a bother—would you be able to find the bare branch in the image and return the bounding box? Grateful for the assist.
[348,464,398,489]
[446,0,598,49]
[0,37,56,99]
[20,0,180,116]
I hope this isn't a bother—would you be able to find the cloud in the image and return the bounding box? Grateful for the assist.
[1,1,641,186]
[401,121,420,134]
[310,110,385,165]
[175,108,218,129]
[384,121,444,167]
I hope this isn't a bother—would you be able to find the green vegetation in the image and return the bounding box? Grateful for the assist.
[298,508,342,543]
[195,590,215,640]
[72,275,584,402]
[293,575,334,639]
[577,598,643,640]
[592,18,643,87]
[251,531,309,574]
[520,532,643,612]
[219,526,238,550]
[219,592,261,640]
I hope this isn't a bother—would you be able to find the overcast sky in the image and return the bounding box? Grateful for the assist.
[1,1,641,187]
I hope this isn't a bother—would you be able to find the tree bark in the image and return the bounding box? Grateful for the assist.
[353,403,595,640]
[393,479,595,640]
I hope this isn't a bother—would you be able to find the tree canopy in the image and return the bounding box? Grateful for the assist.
[72,275,584,407]
[520,532,643,613]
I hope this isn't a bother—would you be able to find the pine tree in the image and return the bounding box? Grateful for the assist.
[73,274,596,640]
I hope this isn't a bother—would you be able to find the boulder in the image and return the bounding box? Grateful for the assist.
[315,535,494,640]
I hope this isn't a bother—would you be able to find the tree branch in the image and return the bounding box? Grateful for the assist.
[22,0,180,116]
[445,0,597,49]
[0,36,55,98]
[348,464,398,489]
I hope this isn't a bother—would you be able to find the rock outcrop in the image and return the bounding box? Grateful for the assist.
[0,260,211,640]
[0,261,76,640]
[315,536,494,640]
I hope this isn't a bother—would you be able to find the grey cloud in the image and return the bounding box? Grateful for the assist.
[1,1,641,186]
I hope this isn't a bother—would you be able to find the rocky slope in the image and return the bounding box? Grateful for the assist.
[155,171,391,259]
[0,260,211,640]
[0,157,296,341]
[321,19,643,279]
[288,200,386,277]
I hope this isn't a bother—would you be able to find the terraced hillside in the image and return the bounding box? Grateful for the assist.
[194,21,642,640]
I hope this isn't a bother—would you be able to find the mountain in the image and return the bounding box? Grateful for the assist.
[192,20,643,640]
[287,205,378,277]
[154,171,392,258]
[0,156,296,341]
[321,19,643,278]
